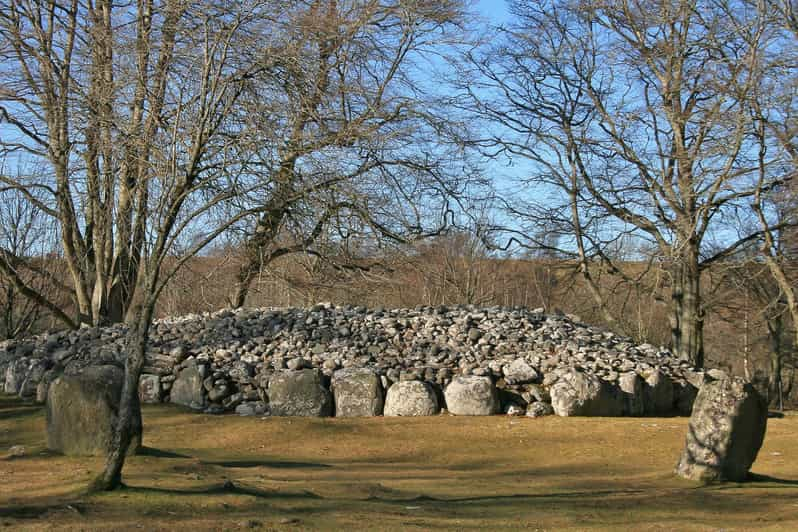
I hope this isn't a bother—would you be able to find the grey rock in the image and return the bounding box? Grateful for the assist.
[675,378,767,482]
[170,358,206,409]
[208,383,233,402]
[384,380,440,416]
[4,358,27,395]
[550,370,623,417]
[235,401,268,416]
[443,376,499,416]
[269,369,332,417]
[138,374,162,404]
[287,357,307,371]
[331,368,384,417]
[526,401,554,418]
[503,358,539,385]
[46,365,142,456]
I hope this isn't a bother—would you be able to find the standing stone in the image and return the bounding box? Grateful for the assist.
[4,358,28,395]
[138,374,163,404]
[550,370,623,417]
[675,377,767,482]
[268,369,333,417]
[384,380,440,416]
[619,372,645,416]
[443,376,499,415]
[331,368,384,417]
[170,358,206,409]
[46,365,142,456]
[644,370,675,416]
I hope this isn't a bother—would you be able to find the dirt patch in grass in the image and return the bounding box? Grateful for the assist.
[1,393,797,530]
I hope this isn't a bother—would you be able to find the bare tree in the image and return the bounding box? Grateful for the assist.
[0,179,62,337]
[458,0,775,367]
[0,0,285,326]
[227,0,473,308]
[0,0,289,490]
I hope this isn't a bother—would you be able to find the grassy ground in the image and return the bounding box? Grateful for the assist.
[1,393,797,531]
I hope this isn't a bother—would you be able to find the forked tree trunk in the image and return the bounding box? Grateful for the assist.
[670,251,704,369]
[94,300,153,490]
[230,205,288,309]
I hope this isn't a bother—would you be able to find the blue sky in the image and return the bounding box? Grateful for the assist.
[477,0,510,24]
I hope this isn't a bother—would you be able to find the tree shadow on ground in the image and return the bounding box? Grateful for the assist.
[742,473,798,486]
[137,446,191,459]
[0,404,40,421]
[122,480,322,500]
[203,459,332,469]
[0,493,87,520]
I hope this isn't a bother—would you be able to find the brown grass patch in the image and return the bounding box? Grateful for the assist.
[1,393,797,530]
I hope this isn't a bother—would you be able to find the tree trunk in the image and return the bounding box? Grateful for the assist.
[230,205,287,308]
[670,250,704,368]
[766,315,784,407]
[94,301,152,490]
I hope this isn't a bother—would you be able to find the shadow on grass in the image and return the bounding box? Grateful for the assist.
[121,480,322,500]
[0,492,87,520]
[364,487,647,504]
[137,447,192,459]
[744,473,798,486]
[203,459,332,469]
[0,404,41,421]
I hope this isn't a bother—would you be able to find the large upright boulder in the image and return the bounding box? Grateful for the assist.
[550,370,623,417]
[170,358,206,409]
[675,377,767,482]
[46,365,142,456]
[269,369,333,417]
[384,380,440,416]
[444,376,499,415]
[331,368,383,417]
[4,358,28,395]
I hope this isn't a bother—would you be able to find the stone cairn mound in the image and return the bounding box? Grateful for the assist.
[1,304,706,418]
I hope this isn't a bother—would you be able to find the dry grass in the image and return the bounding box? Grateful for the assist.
[1,393,797,530]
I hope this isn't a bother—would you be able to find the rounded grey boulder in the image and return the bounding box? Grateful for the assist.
[331,368,384,417]
[675,377,767,482]
[384,380,440,416]
[268,369,333,417]
[550,370,623,417]
[46,365,142,456]
[443,375,499,415]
